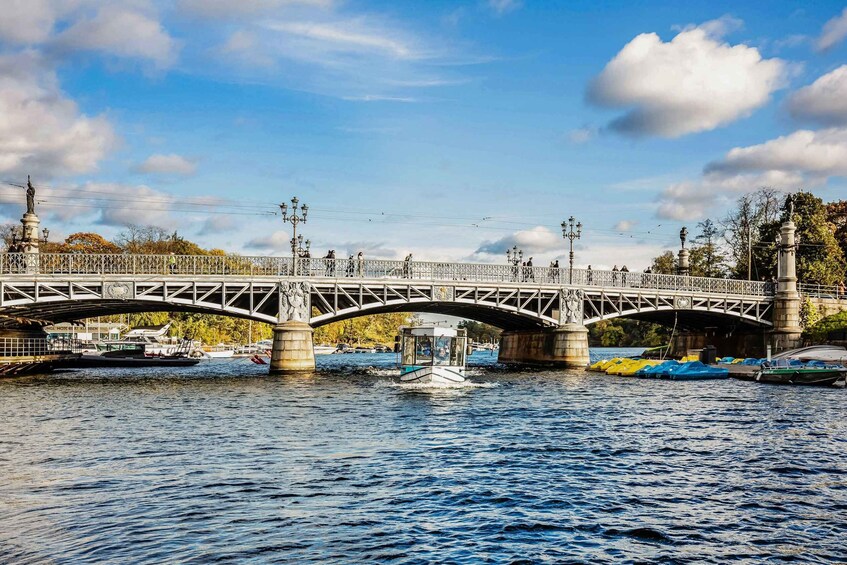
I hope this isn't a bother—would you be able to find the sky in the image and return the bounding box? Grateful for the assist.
[1,0,847,270]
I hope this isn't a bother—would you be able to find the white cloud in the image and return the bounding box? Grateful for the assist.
[705,128,847,177]
[53,4,178,68]
[567,126,596,144]
[474,226,561,256]
[487,0,522,16]
[587,18,787,137]
[198,215,237,236]
[245,230,292,253]
[816,7,847,51]
[263,19,420,59]
[657,171,798,221]
[654,127,847,220]
[614,220,636,231]
[788,65,847,125]
[135,154,197,176]
[0,52,115,177]
[0,0,59,44]
[177,0,332,19]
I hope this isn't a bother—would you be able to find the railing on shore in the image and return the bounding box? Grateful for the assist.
[798,283,847,300]
[0,337,81,357]
[0,253,776,297]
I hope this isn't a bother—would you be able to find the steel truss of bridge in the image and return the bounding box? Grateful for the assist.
[0,252,781,330]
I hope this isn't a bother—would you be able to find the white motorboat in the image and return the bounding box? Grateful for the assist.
[95,323,192,357]
[399,326,467,384]
[774,345,847,365]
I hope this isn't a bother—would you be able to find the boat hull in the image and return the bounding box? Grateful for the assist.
[756,368,847,387]
[400,366,466,384]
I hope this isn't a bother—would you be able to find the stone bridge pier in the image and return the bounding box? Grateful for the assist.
[269,282,316,373]
[497,289,590,368]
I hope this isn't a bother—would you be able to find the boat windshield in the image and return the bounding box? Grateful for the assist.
[402,333,466,366]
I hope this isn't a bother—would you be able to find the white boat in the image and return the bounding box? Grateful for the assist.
[399,326,467,384]
[314,344,337,355]
[96,323,191,357]
[200,345,235,358]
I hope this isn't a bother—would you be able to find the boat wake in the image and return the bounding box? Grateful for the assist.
[375,380,499,390]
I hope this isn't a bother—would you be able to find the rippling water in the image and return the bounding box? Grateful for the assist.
[1,348,846,563]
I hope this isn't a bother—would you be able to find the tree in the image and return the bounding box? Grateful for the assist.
[55,232,122,254]
[826,200,847,265]
[651,251,676,274]
[457,320,502,343]
[692,218,727,277]
[722,188,782,280]
[791,192,845,286]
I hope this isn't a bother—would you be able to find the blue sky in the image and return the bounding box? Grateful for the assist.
[2,0,847,269]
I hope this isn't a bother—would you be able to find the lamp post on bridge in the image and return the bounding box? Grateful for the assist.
[506,245,523,282]
[561,216,581,284]
[280,196,308,275]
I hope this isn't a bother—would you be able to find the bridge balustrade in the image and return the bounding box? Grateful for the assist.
[798,282,847,300]
[0,337,79,357]
[0,253,776,297]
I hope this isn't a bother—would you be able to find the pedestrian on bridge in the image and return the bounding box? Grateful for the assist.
[612,265,619,286]
[168,252,176,274]
[346,254,355,277]
[403,254,413,278]
[525,257,535,282]
[621,265,629,285]
[587,265,593,284]
[356,251,364,277]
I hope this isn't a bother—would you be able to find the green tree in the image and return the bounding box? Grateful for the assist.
[692,218,728,277]
[722,188,782,280]
[600,325,625,346]
[651,251,677,274]
[790,192,845,286]
[825,200,847,267]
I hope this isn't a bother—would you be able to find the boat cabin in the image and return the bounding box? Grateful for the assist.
[400,326,467,368]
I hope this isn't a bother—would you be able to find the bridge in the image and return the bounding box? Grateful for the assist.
[1,208,845,371]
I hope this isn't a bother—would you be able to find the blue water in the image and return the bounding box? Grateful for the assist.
[1,348,846,563]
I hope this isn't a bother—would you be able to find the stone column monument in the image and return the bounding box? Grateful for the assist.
[771,197,802,351]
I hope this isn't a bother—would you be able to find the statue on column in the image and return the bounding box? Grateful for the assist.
[26,175,36,215]
[785,193,794,220]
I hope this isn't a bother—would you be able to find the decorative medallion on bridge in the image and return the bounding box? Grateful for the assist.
[560,289,584,325]
[674,296,692,310]
[433,285,454,302]
[104,282,134,300]
[280,281,310,322]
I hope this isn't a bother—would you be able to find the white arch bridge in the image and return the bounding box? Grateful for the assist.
[0,253,782,331]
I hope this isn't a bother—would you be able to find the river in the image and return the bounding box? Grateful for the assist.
[1,348,845,563]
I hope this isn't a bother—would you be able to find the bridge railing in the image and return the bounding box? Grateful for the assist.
[799,283,847,300]
[0,253,772,296]
[0,337,79,357]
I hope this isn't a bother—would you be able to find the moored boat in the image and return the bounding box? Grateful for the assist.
[399,326,467,384]
[756,364,847,387]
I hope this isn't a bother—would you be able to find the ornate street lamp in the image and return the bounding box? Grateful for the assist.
[561,216,582,284]
[506,245,523,282]
[280,196,308,274]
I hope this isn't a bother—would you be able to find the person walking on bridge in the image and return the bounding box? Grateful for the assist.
[612,265,619,286]
[526,257,535,282]
[346,254,354,277]
[587,265,593,285]
[403,253,413,279]
[168,252,176,274]
[356,251,364,277]
[621,265,629,285]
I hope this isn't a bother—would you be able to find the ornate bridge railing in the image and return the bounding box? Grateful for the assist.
[0,253,773,297]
